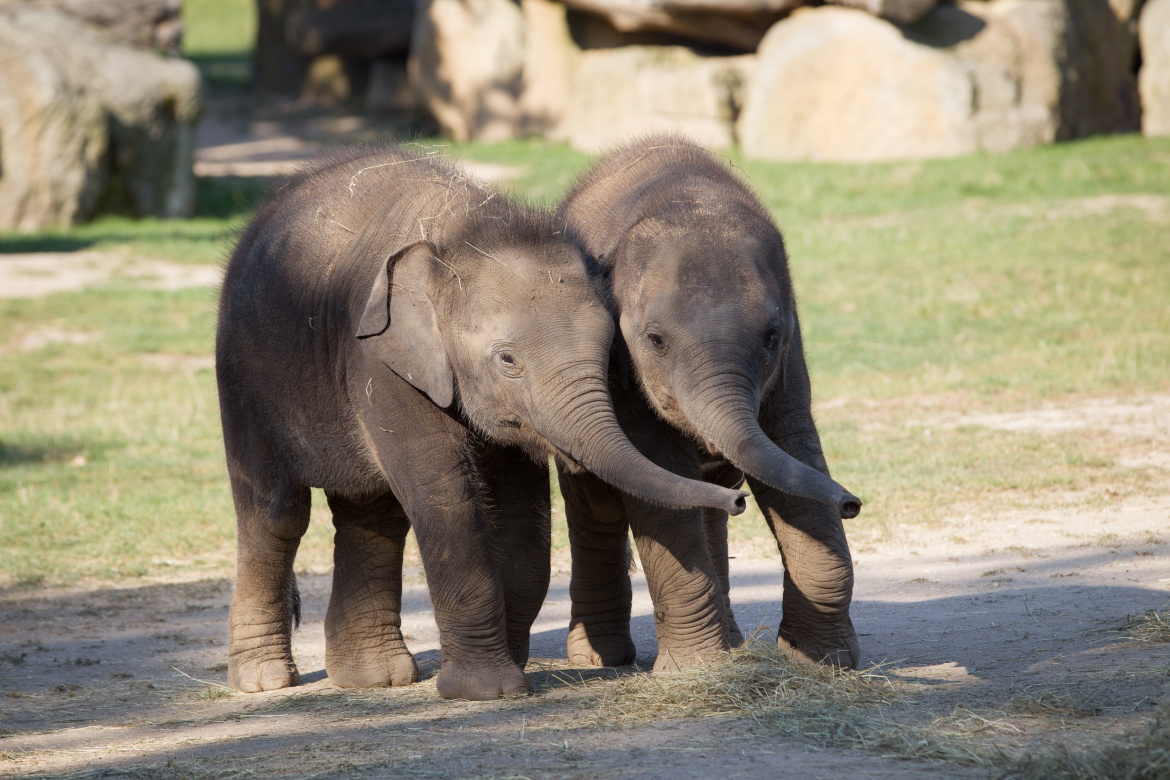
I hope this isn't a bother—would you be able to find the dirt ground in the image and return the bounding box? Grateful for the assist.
[1,403,1167,778]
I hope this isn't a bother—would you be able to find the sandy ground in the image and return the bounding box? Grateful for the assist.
[1,455,1167,778]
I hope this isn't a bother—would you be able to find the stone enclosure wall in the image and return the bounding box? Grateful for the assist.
[259,0,1168,159]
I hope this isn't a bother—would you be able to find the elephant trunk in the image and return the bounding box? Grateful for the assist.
[677,371,860,520]
[535,376,748,517]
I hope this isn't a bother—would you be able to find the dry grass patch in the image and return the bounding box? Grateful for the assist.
[585,638,1168,772]
[1121,610,1170,644]
[1000,704,1170,780]
[584,635,999,764]
[592,635,906,724]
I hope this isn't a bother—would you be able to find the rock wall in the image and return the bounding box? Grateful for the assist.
[404,0,1146,158]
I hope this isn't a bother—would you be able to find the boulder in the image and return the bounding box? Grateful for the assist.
[518,0,578,138]
[0,13,107,231]
[565,46,754,151]
[949,0,1138,140]
[739,2,1140,162]
[560,0,803,51]
[738,8,977,161]
[823,0,937,25]
[0,8,201,231]
[254,0,310,96]
[408,0,527,142]
[254,0,414,98]
[0,0,183,54]
[285,0,414,59]
[1141,0,1170,135]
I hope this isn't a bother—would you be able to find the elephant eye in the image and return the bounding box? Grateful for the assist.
[646,332,666,353]
[493,349,525,377]
[764,327,781,350]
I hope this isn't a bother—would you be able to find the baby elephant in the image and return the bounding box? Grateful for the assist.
[216,146,746,701]
[557,137,862,671]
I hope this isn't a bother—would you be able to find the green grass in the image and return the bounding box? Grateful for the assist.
[0,178,269,264]
[2,134,1169,586]
[182,0,256,87]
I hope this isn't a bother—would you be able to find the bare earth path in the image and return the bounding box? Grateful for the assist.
[2,467,1167,778]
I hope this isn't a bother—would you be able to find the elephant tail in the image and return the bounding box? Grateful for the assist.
[290,573,302,629]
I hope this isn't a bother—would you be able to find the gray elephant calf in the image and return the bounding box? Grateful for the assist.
[557,137,862,671]
[215,146,746,700]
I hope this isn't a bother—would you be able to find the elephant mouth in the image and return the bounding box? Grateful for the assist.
[696,437,723,459]
[551,447,588,475]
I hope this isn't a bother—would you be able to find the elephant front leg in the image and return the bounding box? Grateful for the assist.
[750,481,859,669]
[479,445,552,668]
[227,464,310,693]
[324,492,419,689]
[353,361,525,700]
[560,469,636,667]
[628,500,729,673]
[701,508,743,647]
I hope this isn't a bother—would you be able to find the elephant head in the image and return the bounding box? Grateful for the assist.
[354,216,748,518]
[607,206,860,520]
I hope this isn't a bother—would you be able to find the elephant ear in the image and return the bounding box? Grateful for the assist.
[356,241,455,408]
[780,310,796,391]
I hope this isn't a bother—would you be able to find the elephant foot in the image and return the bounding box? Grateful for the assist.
[724,607,744,649]
[229,655,300,693]
[436,661,528,701]
[326,647,419,689]
[652,644,727,673]
[566,621,636,667]
[777,620,861,670]
[507,635,531,669]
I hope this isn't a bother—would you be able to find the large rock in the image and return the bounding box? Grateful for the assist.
[285,0,414,58]
[1140,0,1170,136]
[560,0,802,51]
[0,8,201,231]
[0,0,183,53]
[739,2,1140,162]
[565,46,754,151]
[254,0,414,98]
[408,0,527,142]
[824,0,937,25]
[518,0,578,138]
[949,0,1138,140]
[409,0,759,147]
[739,8,976,161]
[0,13,107,231]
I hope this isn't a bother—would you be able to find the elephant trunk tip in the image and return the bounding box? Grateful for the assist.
[839,493,862,520]
[729,490,749,517]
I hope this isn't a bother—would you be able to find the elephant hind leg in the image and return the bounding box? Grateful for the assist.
[479,444,552,668]
[324,491,419,689]
[225,436,310,693]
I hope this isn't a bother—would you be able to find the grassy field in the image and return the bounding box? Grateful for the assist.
[1,134,1168,586]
